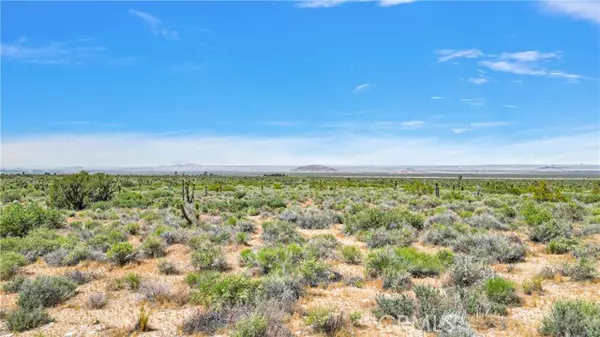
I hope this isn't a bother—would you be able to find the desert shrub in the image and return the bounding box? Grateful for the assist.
[581,223,600,236]
[561,259,597,281]
[484,277,521,306]
[87,292,107,309]
[413,284,460,332]
[452,233,526,263]
[64,270,91,285]
[530,219,572,243]
[139,280,172,302]
[448,255,494,287]
[424,212,460,228]
[190,273,262,309]
[5,308,52,332]
[537,266,558,280]
[232,314,268,337]
[382,269,412,292]
[42,248,69,267]
[547,237,579,254]
[373,293,415,319]
[522,276,543,295]
[235,231,249,245]
[346,208,424,234]
[296,209,334,229]
[366,226,415,248]
[539,300,600,337]
[468,214,509,230]
[422,223,465,247]
[529,181,567,203]
[260,275,304,313]
[141,236,166,258]
[339,245,362,264]
[304,307,346,336]
[298,259,341,287]
[436,249,455,266]
[438,313,476,337]
[365,247,444,279]
[349,311,362,326]
[157,259,179,275]
[448,287,507,316]
[0,203,64,237]
[0,252,27,280]
[49,171,117,210]
[520,201,553,226]
[365,248,398,278]
[305,234,339,259]
[553,202,586,222]
[123,272,141,290]
[495,204,517,222]
[18,275,77,309]
[3,275,27,293]
[125,222,140,235]
[106,242,136,266]
[261,221,304,245]
[134,306,152,332]
[236,220,256,233]
[160,229,190,245]
[191,245,228,271]
[181,309,228,335]
[395,247,445,277]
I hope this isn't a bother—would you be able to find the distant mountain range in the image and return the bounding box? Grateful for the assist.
[2,164,599,177]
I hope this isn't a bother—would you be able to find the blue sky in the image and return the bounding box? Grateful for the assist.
[1,0,599,167]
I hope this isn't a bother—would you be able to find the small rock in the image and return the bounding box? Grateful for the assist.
[64,332,76,337]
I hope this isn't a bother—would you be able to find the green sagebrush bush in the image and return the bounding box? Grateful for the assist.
[0,203,64,238]
[5,308,53,332]
[339,245,362,264]
[0,252,27,280]
[106,242,136,266]
[483,277,521,306]
[231,314,268,337]
[304,307,346,337]
[48,171,117,210]
[345,207,424,234]
[365,247,445,279]
[261,221,304,245]
[189,272,262,309]
[191,244,228,271]
[530,219,572,243]
[452,233,526,264]
[539,300,600,337]
[18,275,77,310]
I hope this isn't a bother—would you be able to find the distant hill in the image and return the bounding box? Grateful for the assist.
[293,165,337,172]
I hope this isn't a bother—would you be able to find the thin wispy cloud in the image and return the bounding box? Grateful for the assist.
[436,48,587,83]
[295,0,415,8]
[323,120,426,130]
[353,83,373,94]
[435,49,483,63]
[378,0,415,6]
[129,9,180,40]
[257,121,305,127]
[400,120,426,128]
[168,62,203,72]
[460,98,486,106]
[503,104,517,109]
[539,0,600,25]
[0,37,105,65]
[467,76,490,85]
[430,96,444,100]
[452,121,510,134]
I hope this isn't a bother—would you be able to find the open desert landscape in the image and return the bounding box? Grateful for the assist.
[1,172,599,336]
